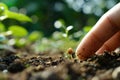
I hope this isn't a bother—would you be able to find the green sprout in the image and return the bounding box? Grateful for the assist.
[54,19,73,39]
[0,3,32,22]
[0,3,32,49]
[8,25,28,38]
[0,6,5,14]
[63,25,73,38]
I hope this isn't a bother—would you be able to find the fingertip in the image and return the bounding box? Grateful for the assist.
[75,47,86,60]
[95,48,104,55]
[75,47,92,60]
[95,51,104,55]
[76,54,87,61]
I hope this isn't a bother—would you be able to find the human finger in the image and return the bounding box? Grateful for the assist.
[76,3,120,60]
[96,31,120,54]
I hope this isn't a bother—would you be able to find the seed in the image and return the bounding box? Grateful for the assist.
[67,48,74,55]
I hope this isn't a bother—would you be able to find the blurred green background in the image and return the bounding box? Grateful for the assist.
[0,0,119,36]
[0,0,119,53]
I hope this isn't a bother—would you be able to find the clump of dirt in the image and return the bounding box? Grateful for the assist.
[0,49,120,80]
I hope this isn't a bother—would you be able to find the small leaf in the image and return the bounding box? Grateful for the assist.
[0,3,8,21]
[52,31,63,40]
[8,25,28,37]
[0,6,5,14]
[66,25,73,31]
[0,15,7,21]
[54,19,65,29]
[0,3,8,11]
[6,11,32,22]
[0,3,32,22]
[28,31,42,42]
[83,26,92,33]
[15,38,26,47]
[62,33,67,38]
[0,22,5,32]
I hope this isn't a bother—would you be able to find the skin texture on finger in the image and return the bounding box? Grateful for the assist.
[96,31,120,54]
[106,3,120,28]
[76,3,120,60]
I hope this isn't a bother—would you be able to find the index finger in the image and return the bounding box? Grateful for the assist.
[76,3,120,60]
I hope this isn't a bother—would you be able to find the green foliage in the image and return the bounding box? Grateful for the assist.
[52,31,63,40]
[64,25,73,38]
[0,1,118,55]
[0,3,8,10]
[15,38,26,47]
[0,3,7,20]
[28,31,42,42]
[6,11,32,22]
[54,19,74,39]
[83,26,92,33]
[54,19,65,29]
[0,22,5,32]
[0,2,94,53]
[0,3,32,22]
[0,0,119,36]
[0,3,32,49]
[8,25,28,37]
[0,3,32,50]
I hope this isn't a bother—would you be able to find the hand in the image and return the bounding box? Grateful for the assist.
[76,3,120,60]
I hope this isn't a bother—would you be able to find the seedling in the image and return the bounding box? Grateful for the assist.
[63,25,73,38]
[54,19,73,39]
[0,3,32,22]
[0,3,32,50]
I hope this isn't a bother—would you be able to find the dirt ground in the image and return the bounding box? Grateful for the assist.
[0,48,120,80]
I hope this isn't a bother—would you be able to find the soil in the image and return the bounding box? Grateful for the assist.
[0,48,120,80]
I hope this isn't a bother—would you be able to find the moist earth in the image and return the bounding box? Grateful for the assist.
[0,49,120,80]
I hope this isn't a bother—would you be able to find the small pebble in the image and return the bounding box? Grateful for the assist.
[3,69,8,73]
[0,64,7,70]
[114,47,120,53]
[8,61,25,73]
[52,61,58,65]
[92,69,113,80]
[112,67,120,79]
[34,65,45,72]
